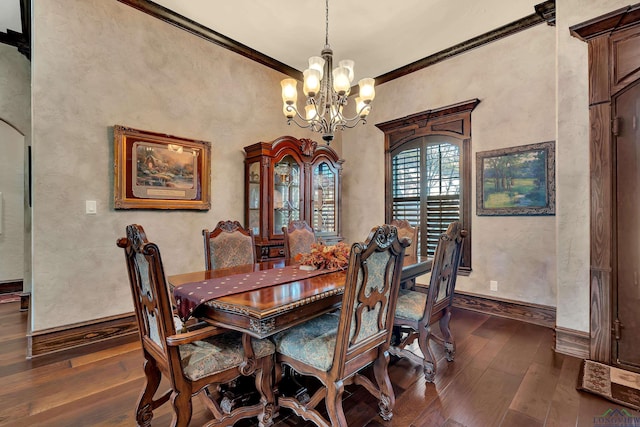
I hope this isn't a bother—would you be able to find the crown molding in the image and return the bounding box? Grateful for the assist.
[117,0,555,86]
[117,0,302,80]
[375,1,555,86]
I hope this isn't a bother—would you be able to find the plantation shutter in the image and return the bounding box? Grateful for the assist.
[392,147,421,252]
[392,141,460,258]
[424,143,460,256]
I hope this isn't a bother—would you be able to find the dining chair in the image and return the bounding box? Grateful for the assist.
[282,220,316,260]
[390,219,418,258]
[272,224,410,426]
[389,221,466,383]
[118,224,275,427]
[203,220,255,270]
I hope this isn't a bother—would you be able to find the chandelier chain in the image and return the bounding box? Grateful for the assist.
[325,0,329,46]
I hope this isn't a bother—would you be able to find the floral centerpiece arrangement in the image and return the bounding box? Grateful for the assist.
[295,242,350,270]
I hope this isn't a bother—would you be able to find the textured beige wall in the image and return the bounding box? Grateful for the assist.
[29,0,632,333]
[0,122,24,281]
[30,0,314,330]
[0,44,30,284]
[0,44,29,133]
[555,0,630,332]
[342,24,558,306]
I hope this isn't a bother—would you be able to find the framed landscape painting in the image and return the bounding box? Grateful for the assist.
[114,125,211,210]
[476,141,555,216]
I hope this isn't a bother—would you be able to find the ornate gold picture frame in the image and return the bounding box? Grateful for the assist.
[114,125,211,210]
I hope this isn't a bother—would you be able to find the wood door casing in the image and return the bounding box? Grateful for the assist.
[571,6,640,371]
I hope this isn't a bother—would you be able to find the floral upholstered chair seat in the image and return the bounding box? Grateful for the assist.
[181,331,275,381]
[203,220,256,270]
[283,220,316,260]
[395,289,427,321]
[209,231,254,269]
[271,312,340,371]
[288,229,316,259]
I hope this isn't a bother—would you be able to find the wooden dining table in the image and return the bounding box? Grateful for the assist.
[168,255,432,340]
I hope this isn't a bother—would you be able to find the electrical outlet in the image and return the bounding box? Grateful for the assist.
[490,280,498,291]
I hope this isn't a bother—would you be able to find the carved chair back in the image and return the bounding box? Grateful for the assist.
[390,221,466,383]
[119,224,276,426]
[273,225,410,426]
[332,224,409,377]
[282,220,316,260]
[203,220,255,270]
[118,224,176,369]
[424,221,466,320]
[390,219,418,258]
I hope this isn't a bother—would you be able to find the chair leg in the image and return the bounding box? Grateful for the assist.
[418,325,436,382]
[255,358,276,427]
[325,380,347,427]
[439,307,455,362]
[136,356,162,427]
[373,350,395,421]
[170,386,193,427]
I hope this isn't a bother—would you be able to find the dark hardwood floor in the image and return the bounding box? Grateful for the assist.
[0,300,636,426]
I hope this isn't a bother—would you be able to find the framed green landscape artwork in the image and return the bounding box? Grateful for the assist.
[476,141,555,216]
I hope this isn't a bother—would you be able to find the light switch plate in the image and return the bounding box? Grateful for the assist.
[86,200,97,214]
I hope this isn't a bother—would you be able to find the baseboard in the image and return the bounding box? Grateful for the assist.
[28,312,138,358]
[451,290,556,328]
[555,326,590,359]
[24,290,559,357]
[0,280,23,294]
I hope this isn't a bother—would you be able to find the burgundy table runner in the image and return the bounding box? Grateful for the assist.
[173,265,339,321]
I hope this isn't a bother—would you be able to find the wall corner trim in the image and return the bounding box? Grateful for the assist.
[555,326,590,359]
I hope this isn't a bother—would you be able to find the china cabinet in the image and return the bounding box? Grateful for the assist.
[244,136,343,260]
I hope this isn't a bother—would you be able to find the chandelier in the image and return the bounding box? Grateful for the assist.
[280,0,376,144]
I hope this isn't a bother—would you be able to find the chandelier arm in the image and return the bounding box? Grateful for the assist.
[335,104,369,123]
[286,104,309,122]
[287,116,316,130]
[336,117,367,130]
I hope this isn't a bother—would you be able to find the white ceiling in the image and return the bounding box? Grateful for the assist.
[152,0,538,80]
[1,1,540,80]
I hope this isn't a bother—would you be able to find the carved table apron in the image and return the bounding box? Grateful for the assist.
[168,256,431,340]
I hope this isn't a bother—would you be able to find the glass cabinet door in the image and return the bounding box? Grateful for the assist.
[248,161,261,235]
[273,155,300,235]
[312,162,336,233]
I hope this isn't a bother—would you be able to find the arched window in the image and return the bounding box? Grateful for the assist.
[377,99,479,273]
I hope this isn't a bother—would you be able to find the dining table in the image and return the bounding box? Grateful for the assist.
[169,255,432,340]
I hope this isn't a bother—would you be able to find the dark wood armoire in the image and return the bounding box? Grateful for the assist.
[571,5,640,372]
